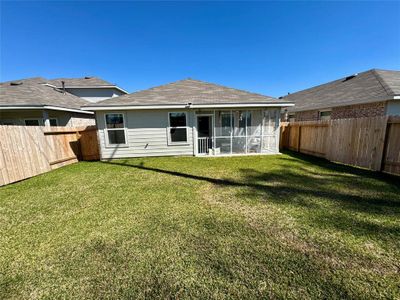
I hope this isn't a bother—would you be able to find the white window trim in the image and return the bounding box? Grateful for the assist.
[104,112,129,148]
[167,112,189,145]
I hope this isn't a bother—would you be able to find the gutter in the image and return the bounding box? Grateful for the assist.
[81,102,294,111]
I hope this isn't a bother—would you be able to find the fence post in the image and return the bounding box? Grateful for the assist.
[297,125,301,152]
[75,129,83,161]
[379,116,390,172]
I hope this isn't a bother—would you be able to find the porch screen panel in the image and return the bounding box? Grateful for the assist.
[215,138,231,154]
[247,110,262,154]
[214,111,233,154]
[262,109,278,152]
[208,109,278,155]
[215,112,232,137]
[231,137,246,154]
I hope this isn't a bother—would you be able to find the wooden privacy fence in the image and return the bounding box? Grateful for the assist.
[280,116,400,175]
[0,125,100,186]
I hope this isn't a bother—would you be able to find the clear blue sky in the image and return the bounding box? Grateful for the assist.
[1,1,399,97]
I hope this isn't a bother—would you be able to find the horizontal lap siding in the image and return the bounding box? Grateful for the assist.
[97,110,194,159]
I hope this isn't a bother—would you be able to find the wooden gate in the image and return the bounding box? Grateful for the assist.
[0,125,100,186]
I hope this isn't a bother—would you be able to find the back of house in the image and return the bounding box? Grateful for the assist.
[83,79,293,159]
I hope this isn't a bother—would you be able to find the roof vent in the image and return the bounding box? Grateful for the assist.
[84,76,92,79]
[343,73,358,82]
[10,82,23,86]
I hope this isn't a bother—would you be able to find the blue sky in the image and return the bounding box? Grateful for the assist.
[1,1,399,97]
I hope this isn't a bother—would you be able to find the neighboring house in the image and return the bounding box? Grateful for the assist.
[83,79,293,159]
[282,69,400,121]
[0,77,95,126]
[46,77,128,103]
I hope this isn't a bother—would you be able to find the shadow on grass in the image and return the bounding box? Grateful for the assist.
[101,154,400,241]
[280,150,400,184]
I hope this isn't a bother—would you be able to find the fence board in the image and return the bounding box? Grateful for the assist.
[0,125,99,186]
[280,116,399,176]
[78,129,100,161]
[383,117,400,175]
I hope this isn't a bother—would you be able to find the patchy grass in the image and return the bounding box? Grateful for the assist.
[0,152,399,299]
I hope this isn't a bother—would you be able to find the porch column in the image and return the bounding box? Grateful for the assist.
[42,110,50,127]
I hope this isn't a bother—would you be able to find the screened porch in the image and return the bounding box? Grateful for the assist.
[195,109,280,156]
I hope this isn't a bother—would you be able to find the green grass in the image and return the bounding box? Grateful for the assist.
[1,152,399,299]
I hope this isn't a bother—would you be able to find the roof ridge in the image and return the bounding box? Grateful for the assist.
[182,78,276,99]
[371,69,395,96]
[0,77,48,85]
[282,69,379,98]
[95,79,191,104]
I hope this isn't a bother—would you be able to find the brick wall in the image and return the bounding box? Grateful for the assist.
[294,110,319,121]
[331,102,386,119]
[292,101,386,121]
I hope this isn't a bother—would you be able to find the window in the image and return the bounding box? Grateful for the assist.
[105,113,127,145]
[1,121,15,125]
[319,110,331,120]
[49,118,58,126]
[42,118,58,126]
[221,113,232,136]
[24,119,40,126]
[168,112,188,143]
[288,114,295,122]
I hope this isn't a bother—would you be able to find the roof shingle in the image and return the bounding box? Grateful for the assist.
[47,77,115,87]
[284,69,400,112]
[91,78,284,106]
[0,77,90,109]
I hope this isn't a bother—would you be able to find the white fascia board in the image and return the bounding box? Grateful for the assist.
[82,102,294,111]
[0,105,94,115]
[393,95,400,100]
[44,106,94,114]
[63,85,129,94]
[192,103,294,108]
[43,83,129,94]
[82,104,188,111]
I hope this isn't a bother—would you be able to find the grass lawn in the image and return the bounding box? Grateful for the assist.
[0,152,399,299]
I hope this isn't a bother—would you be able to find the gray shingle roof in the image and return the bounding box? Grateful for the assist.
[47,77,115,87]
[0,77,90,109]
[284,69,400,112]
[90,78,284,106]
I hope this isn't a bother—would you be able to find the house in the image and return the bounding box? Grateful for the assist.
[46,77,128,102]
[282,69,400,121]
[83,79,293,159]
[0,77,95,126]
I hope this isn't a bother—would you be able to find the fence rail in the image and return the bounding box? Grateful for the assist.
[280,116,400,175]
[0,125,100,186]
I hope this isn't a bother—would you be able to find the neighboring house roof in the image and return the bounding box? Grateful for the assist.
[84,78,293,110]
[284,69,400,112]
[0,77,93,114]
[47,77,128,93]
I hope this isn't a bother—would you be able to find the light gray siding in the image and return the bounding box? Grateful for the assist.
[66,88,125,103]
[97,108,282,159]
[97,110,195,159]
